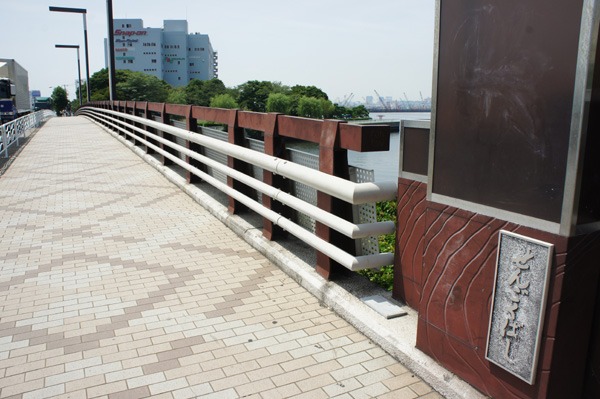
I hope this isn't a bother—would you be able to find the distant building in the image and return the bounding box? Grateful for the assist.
[104,19,218,87]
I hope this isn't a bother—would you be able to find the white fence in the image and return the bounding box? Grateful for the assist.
[0,110,55,157]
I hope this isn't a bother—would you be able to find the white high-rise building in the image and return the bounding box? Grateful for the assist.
[105,19,218,87]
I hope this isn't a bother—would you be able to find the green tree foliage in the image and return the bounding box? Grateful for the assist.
[297,96,323,118]
[51,86,69,113]
[117,72,170,102]
[166,87,187,105]
[184,79,226,106]
[266,93,292,114]
[70,98,80,112]
[210,94,239,109]
[237,80,276,112]
[320,99,335,119]
[351,104,370,119]
[290,85,328,100]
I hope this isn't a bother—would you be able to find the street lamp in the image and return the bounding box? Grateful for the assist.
[55,45,82,105]
[49,6,91,103]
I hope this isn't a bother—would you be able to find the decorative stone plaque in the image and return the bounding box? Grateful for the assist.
[485,230,554,385]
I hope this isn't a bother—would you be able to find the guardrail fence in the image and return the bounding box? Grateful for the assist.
[0,110,55,157]
[78,102,396,279]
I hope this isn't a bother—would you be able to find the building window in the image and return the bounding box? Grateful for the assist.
[128,59,133,64]
[190,63,194,67]
[178,77,181,80]
[126,24,131,28]
[123,53,126,56]
[123,60,126,64]
[151,59,157,63]
[177,61,180,65]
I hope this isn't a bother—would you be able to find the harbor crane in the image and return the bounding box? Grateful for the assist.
[420,91,426,110]
[374,89,390,111]
[341,93,354,107]
[403,92,411,110]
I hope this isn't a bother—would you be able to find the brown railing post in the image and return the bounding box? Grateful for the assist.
[227,109,249,214]
[160,103,173,166]
[315,120,355,279]
[262,113,286,240]
[185,105,200,183]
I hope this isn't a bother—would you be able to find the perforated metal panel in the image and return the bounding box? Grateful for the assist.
[246,138,265,202]
[287,149,319,233]
[349,167,380,256]
[285,148,379,255]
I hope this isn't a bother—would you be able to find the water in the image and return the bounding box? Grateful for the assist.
[285,112,430,183]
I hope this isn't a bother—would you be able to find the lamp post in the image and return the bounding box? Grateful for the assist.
[49,6,91,103]
[55,45,82,105]
[106,0,116,101]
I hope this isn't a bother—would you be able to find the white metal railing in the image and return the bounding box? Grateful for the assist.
[0,110,55,157]
[78,106,397,271]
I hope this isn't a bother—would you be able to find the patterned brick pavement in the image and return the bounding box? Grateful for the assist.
[0,117,442,398]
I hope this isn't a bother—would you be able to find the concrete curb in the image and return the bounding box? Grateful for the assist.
[93,119,488,399]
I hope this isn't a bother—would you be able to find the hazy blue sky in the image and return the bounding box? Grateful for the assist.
[4,0,436,102]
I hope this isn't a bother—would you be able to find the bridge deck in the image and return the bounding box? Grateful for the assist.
[0,117,440,399]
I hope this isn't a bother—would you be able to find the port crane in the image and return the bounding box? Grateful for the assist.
[341,93,354,107]
[419,91,426,110]
[374,89,390,111]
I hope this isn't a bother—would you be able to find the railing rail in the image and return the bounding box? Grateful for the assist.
[78,103,395,276]
[0,110,55,157]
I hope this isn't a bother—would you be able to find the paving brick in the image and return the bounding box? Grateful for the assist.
[0,118,438,399]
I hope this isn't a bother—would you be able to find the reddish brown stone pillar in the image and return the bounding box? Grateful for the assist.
[160,103,173,166]
[315,120,354,280]
[227,110,248,214]
[262,113,286,240]
[392,178,427,308]
[184,105,201,184]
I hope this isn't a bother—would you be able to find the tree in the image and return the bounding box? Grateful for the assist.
[183,78,226,106]
[167,87,187,105]
[266,93,292,114]
[297,96,323,118]
[320,99,335,119]
[290,85,328,100]
[117,72,170,102]
[351,105,370,119]
[51,86,69,114]
[237,80,275,112]
[210,94,238,109]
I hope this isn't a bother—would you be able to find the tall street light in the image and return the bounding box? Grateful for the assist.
[49,6,91,103]
[106,0,116,101]
[55,45,82,105]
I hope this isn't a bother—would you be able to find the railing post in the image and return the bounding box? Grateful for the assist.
[315,120,355,280]
[143,103,154,154]
[1,124,7,158]
[227,109,248,214]
[160,103,173,166]
[185,105,201,183]
[262,113,287,240]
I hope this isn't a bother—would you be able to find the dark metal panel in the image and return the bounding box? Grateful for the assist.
[432,0,584,223]
[402,127,429,176]
[577,30,600,227]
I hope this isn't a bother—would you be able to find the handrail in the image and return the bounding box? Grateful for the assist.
[78,106,396,271]
[0,110,55,157]
[80,107,398,204]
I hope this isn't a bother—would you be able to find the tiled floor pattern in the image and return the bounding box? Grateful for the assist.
[0,117,441,398]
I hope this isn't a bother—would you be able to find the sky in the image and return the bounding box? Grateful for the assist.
[3,0,436,102]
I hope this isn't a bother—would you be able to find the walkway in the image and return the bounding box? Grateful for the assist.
[0,117,441,399]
